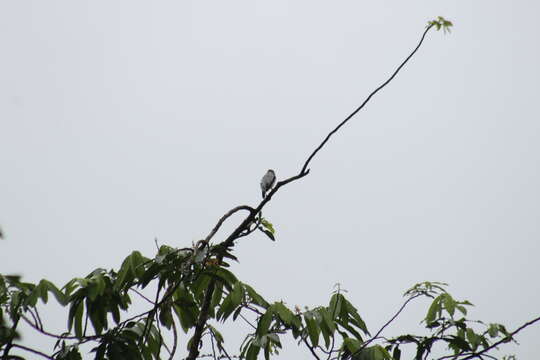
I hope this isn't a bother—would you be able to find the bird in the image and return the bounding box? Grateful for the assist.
[260,169,276,198]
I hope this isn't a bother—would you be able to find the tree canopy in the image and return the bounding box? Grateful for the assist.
[2,17,538,360]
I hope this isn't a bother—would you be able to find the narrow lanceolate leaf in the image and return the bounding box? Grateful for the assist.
[329,293,343,319]
[230,282,244,309]
[217,283,245,322]
[256,309,274,336]
[344,299,369,335]
[40,279,67,305]
[260,218,275,234]
[73,301,84,338]
[244,284,270,308]
[246,343,261,360]
[425,294,443,324]
[443,294,456,317]
[213,268,239,291]
[304,313,320,347]
[273,302,299,328]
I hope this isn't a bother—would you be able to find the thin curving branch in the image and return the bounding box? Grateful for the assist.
[348,293,422,359]
[301,24,434,174]
[9,344,55,360]
[204,205,255,243]
[449,316,540,360]
[168,319,178,360]
[303,337,323,360]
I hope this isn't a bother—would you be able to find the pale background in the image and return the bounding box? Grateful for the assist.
[1,1,539,359]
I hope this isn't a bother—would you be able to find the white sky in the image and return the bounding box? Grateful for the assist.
[1,1,539,359]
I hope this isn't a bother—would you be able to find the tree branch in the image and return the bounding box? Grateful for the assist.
[300,24,434,174]
[350,293,422,358]
[452,316,540,360]
[186,23,436,360]
[204,206,254,243]
[8,344,55,360]
[303,337,322,360]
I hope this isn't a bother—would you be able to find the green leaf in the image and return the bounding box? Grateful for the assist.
[343,337,362,353]
[304,312,320,347]
[339,321,365,342]
[159,306,173,330]
[26,286,40,307]
[210,283,223,311]
[447,335,471,352]
[320,308,336,334]
[466,328,480,350]
[456,304,468,316]
[273,302,295,327]
[329,294,343,319]
[425,295,443,324]
[488,324,499,338]
[230,282,244,308]
[244,284,270,308]
[173,303,197,333]
[208,324,224,345]
[344,299,369,335]
[246,343,260,360]
[217,283,244,322]
[257,309,274,336]
[41,279,66,305]
[213,268,238,291]
[260,218,275,234]
[443,294,456,317]
[73,301,84,338]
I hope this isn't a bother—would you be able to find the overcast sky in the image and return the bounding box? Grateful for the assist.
[1,1,539,359]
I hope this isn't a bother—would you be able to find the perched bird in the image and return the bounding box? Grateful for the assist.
[260,169,276,198]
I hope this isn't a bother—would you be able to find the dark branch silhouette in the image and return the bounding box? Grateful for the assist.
[300,24,434,175]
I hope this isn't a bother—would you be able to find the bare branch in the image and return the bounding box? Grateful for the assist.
[205,206,254,243]
[9,344,55,360]
[303,337,322,360]
[168,320,178,360]
[21,315,78,340]
[355,294,422,356]
[301,24,434,174]
[443,316,540,360]
[130,288,156,305]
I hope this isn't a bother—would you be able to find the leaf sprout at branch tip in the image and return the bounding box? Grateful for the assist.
[428,16,454,34]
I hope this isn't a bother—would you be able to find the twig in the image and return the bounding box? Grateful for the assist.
[352,294,421,357]
[205,206,254,243]
[210,332,217,360]
[301,24,434,174]
[9,344,55,360]
[2,309,21,359]
[130,288,156,305]
[168,320,178,360]
[21,315,79,340]
[438,316,540,360]
[303,337,322,360]
[238,312,257,330]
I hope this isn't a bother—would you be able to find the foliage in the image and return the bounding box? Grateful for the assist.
[428,16,453,34]
[0,262,533,360]
[2,16,538,360]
